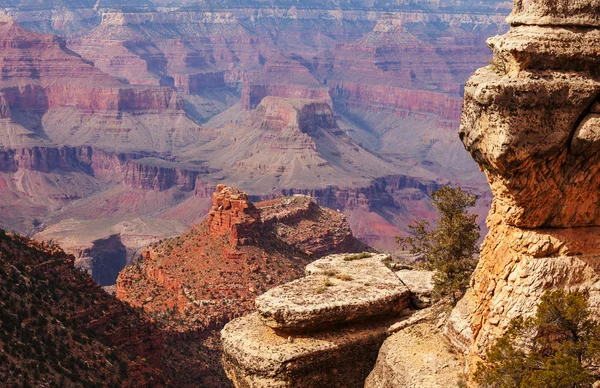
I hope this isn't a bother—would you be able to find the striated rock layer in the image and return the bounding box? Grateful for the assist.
[446,0,600,368]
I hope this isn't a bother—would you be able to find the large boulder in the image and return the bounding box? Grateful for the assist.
[221,252,413,387]
[256,253,410,331]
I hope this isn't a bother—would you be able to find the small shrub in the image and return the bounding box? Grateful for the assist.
[343,253,372,261]
[314,286,327,294]
[475,290,600,388]
[335,273,353,281]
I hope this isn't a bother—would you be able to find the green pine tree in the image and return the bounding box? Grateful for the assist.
[397,186,480,304]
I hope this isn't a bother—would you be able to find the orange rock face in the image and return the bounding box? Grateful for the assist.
[445,0,600,369]
[207,185,262,247]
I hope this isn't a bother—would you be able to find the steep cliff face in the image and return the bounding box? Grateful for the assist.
[0,20,204,153]
[446,0,600,366]
[241,60,332,110]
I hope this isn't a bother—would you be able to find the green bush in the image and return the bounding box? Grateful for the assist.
[475,290,600,388]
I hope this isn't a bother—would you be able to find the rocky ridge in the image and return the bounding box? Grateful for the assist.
[0,229,164,386]
[116,185,367,330]
[446,0,600,372]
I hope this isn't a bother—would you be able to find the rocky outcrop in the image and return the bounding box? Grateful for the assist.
[255,253,410,331]
[122,160,204,192]
[256,195,368,257]
[241,60,332,110]
[116,186,366,331]
[366,306,464,388]
[396,269,434,309]
[207,185,262,247]
[446,0,600,367]
[221,253,412,388]
[174,71,226,94]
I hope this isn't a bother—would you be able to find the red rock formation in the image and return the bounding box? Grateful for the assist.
[122,160,203,192]
[0,20,203,154]
[173,72,226,94]
[116,185,366,331]
[207,185,262,247]
[241,60,331,110]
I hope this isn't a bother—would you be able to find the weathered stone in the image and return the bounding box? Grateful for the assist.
[221,313,397,388]
[450,0,600,366]
[207,185,262,247]
[396,270,434,308]
[449,0,600,369]
[255,253,410,331]
[366,322,464,388]
[508,0,600,27]
[488,26,600,73]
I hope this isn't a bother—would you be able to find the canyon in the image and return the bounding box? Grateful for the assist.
[0,1,509,286]
[7,0,595,386]
[115,185,367,385]
[217,0,600,386]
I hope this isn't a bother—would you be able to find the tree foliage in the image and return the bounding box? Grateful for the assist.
[475,290,600,388]
[397,186,480,303]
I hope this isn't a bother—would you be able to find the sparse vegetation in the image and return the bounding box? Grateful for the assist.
[314,285,327,294]
[343,252,372,261]
[475,290,600,388]
[397,186,480,304]
[335,273,353,281]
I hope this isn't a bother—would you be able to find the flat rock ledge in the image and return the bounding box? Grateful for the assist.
[255,253,411,331]
[221,313,399,388]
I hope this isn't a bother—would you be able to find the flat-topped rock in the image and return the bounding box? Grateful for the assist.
[489,26,600,73]
[396,270,434,308]
[221,312,398,388]
[255,253,410,331]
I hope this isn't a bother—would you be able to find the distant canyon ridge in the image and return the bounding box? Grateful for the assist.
[0,0,510,285]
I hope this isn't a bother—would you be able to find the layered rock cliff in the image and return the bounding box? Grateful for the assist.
[446,0,600,369]
[221,253,451,387]
[0,20,204,153]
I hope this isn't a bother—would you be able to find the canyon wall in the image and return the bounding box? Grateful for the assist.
[446,0,600,367]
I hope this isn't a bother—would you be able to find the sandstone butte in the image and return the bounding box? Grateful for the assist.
[445,0,600,374]
[116,185,367,331]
